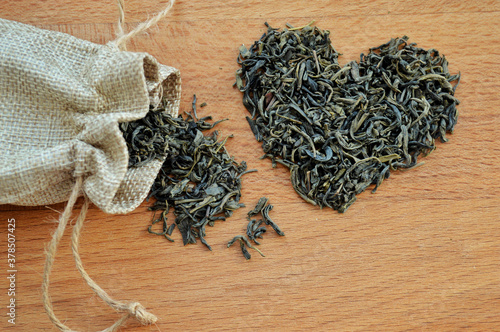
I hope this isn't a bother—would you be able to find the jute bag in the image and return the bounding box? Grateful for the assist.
[0,1,179,330]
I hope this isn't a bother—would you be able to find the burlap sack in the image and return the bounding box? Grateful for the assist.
[0,3,179,330]
[0,18,180,213]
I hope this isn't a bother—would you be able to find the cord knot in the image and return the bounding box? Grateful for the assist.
[127,302,158,325]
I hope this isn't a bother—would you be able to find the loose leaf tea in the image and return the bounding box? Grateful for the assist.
[246,218,266,245]
[229,197,284,259]
[247,196,269,218]
[227,235,265,260]
[121,99,256,250]
[236,23,460,212]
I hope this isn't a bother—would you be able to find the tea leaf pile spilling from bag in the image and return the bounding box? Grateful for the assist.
[121,100,256,250]
[236,23,460,212]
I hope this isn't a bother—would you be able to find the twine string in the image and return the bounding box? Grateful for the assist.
[113,0,175,51]
[43,178,157,331]
[115,0,126,49]
[71,195,157,331]
[42,177,83,332]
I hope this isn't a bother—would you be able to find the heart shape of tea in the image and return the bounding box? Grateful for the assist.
[236,23,460,212]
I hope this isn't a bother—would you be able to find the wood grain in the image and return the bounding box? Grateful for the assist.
[0,0,499,331]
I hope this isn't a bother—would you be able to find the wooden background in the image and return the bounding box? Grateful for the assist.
[0,0,499,331]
